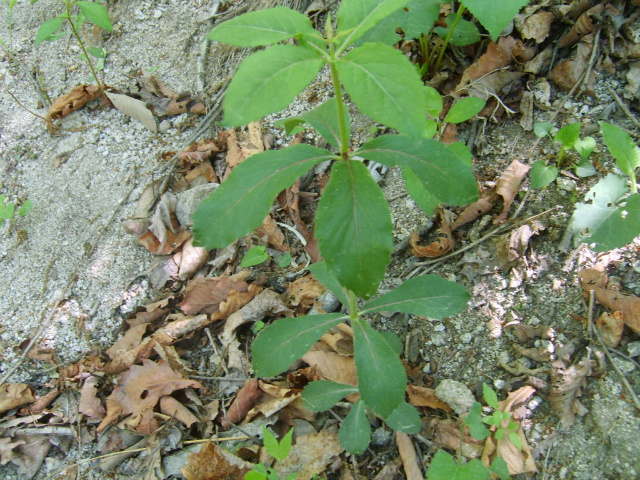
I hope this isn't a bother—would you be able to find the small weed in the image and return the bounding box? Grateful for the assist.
[0,0,19,59]
[245,426,297,480]
[241,246,293,268]
[1,195,32,226]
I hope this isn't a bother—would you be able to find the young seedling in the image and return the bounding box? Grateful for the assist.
[33,0,112,94]
[245,426,297,480]
[531,122,596,188]
[0,0,19,60]
[0,195,32,226]
[241,245,292,269]
[571,122,640,251]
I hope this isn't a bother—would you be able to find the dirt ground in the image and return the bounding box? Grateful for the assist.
[1,0,640,479]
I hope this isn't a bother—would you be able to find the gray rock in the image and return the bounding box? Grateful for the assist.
[435,379,476,414]
[175,182,219,228]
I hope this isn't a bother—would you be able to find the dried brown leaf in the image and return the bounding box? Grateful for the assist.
[106,92,157,132]
[182,440,252,480]
[47,84,104,120]
[396,432,422,480]
[79,375,105,420]
[456,37,518,91]
[127,296,176,327]
[223,123,264,179]
[521,10,553,43]
[179,276,250,316]
[174,238,209,281]
[222,379,261,428]
[495,160,530,223]
[596,311,624,348]
[28,388,60,415]
[159,396,200,427]
[255,215,288,252]
[451,195,497,231]
[550,35,595,95]
[286,274,327,313]
[428,417,484,459]
[407,385,452,411]
[0,384,36,414]
[273,430,344,480]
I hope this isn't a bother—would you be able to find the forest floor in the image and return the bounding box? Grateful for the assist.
[1,0,640,479]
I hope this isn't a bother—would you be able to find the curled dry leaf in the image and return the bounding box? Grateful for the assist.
[406,385,452,411]
[396,432,422,480]
[255,214,288,252]
[173,237,209,281]
[550,35,596,95]
[47,84,105,121]
[179,274,250,316]
[456,37,518,91]
[451,195,497,231]
[159,396,200,428]
[411,208,454,258]
[579,268,640,334]
[0,384,36,414]
[521,10,553,43]
[182,440,252,480]
[285,274,327,313]
[223,122,264,179]
[105,92,157,133]
[79,375,106,420]
[137,76,206,117]
[557,4,605,48]
[127,296,177,327]
[221,379,260,428]
[595,311,624,348]
[273,430,344,480]
[428,417,484,459]
[27,388,60,415]
[495,160,530,224]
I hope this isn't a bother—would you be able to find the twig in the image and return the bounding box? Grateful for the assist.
[197,0,223,92]
[607,85,640,131]
[190,376,248,382]
[587,290,640,410]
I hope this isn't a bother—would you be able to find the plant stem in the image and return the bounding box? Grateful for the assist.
[348,291,359,321]
[433,4,466,73]
[65,1,107,98]
[327,37,349,158]
[631,171,638,194]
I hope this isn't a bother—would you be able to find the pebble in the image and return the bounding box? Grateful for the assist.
[435,379,476,414]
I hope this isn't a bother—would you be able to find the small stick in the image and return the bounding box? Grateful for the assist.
[607,85,640,131]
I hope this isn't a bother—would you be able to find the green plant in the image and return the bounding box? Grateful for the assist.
[241,246,292,268]
[571,122,640,251]
[191,0,496,453]
[33,0,112,91]
[0,0,19,59]
[531,122,596,188]
[427,383,514,480]
[0,196,32,225]
[245,426,297,480]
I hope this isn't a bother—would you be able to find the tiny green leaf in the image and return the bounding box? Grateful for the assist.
[339,399,371,454]
[361,275,470,318]
[466,403,491,441]
[533,122,553,138]
[76,1,113,31]
[337,43,427,138]
[252,313,348,377]
[554,123,580,149]
[599,122,640,176]
[308,262,350,306]
[434,14,480,46]
[357,135,478,206]
[277,252,293,268]
[276,97,351,150]
[336,0,410,51]
[424,86,443,118]
[302,381,358,412]
[530,160,558,189]
[575,159,596,177]
[87,46,106,58]
[241,246,269,267]
[262,425,293,461]
[0,200,14,220]
[495,428,505,440]
[206,7,317,47]
[353,318,406,417]
[574,136,596,160]
[444,97,486,124]
[315,161,393,299]
[483,383,499,409]
[222,45,323,127]
[35,17,64,46]
[463,0,529,41]
[427,450,491,480]
[17,199,33,217]
[385,401,422,433]
[192,145,333,249]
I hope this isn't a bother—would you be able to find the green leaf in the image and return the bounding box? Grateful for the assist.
[572,175,640,251]
[483,382,499,409]
[433,14,480,47]
[276,97,350,150]
[379,331,403,355]
[222,45,323,127]
[554,123,580,149]
[462,0,529,41]
[17,199,33,217]
[424,86,443,118]
[357,134,478,206]
[353,318,406,417]
[385,401,422,433]
[35,17,64,46]
[315,161,393,299]
[446,142,473,166]
[262,425,293,461]
[193,145,333,249]
[356,0,441,46]
[252,313,348,377]
[339,399,371,454]
[0,200,14,220]
[403,167,440,215]
[302,381,358,412]
[490,457,510,480]
[427,450,491,480]
[245,467,268,480]
[444,97,486,124]
[533,122,553,138]
[575,136,596,160]
[600,122,640,176]
[87,46,106,58]
[206,7,317,47]
[530,160,558,189]
[361,275,469,318]
[336,0,410,51]
[76,1,113,31]
[575,159,596,177]
[336,43,426,138]
[509,431,522,450]
[241,246,269,267]
[308,262,350,306]
[465,402,490,440]
[495,428,505,439]
[277,252,293,268]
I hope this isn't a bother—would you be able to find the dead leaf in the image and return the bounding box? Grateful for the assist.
[255,215,288,252]
[557,4,604,48]
[179,275,250,316]
[223,123,264,179]
[579,268,640,334]
[410,208,454,258]
[106,91,157,132]
[407,385,452,411]
[494,160,530,223]
[286,274,327,313]
[47,84,104,121]
[0,435,51,479]
[174,238,209,281]
[450,195,497,231]
[302,348,358,399]
[159,396,200,427]
[456,37,518,91]
[396,432,422,480]
[127,296,176,327]
[0,384,36,414]
[595,311,624,348]
[182,440,252,480]
[428,417,484,459]
[28,387,60,415]
[138,76,206,117]
[273,430,344,480]
[521,10,553,43]
[79,375,106,420]
[550,35,596,95]
[221,379,260,428]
